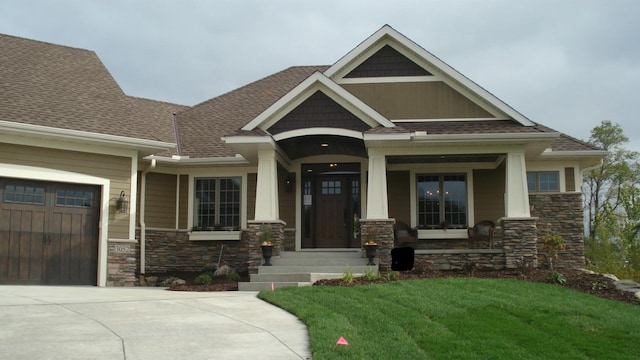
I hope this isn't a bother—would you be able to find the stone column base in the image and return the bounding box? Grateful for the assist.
[360,219,395,271]
[247,220,285,274]
[501,217,538,269]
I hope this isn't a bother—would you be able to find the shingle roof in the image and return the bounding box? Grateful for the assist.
[174,65,329,158]
[0,34,187,146]
[0,33,600,158]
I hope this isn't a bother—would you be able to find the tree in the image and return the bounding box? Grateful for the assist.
[583,121,638,238]
[583,120,640,280]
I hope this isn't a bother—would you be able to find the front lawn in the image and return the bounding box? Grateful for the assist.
[259,278,640,359]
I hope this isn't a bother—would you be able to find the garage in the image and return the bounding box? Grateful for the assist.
[0,178,100,285]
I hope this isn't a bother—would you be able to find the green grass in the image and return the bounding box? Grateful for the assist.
[259,278,640,360]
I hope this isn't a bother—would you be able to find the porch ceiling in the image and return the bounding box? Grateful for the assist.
[277,135,367,160]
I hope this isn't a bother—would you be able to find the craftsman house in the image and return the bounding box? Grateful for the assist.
[0,25,606,287]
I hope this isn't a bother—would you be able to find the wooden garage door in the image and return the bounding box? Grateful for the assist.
[0,178,100,285]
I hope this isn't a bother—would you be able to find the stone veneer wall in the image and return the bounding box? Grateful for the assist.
[414,250,506,271]
[283,228,296,251]
[143,230,250,274]
[529,193,586,269]
[360,219,395,270]
[247,221,285,274]
[502,218,538,269]
[107,240,139,286]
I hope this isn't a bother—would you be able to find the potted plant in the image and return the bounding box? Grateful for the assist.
[363,239,377,266]
[260,226,274,266]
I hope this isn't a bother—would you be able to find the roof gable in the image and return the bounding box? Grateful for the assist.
[325,25,535,126]
[345,44,432,78]
[266,91,371,134]
[241,72,394,133]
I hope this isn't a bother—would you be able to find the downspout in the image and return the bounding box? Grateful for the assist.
[140,158,156,280]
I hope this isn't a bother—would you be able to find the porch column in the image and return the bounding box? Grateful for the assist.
[504,152,531,218]
[365,151,388,219]
[254,148,279,221]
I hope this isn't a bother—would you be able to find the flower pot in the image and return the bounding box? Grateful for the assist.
[364,244,377,266]
[261,245,273,266]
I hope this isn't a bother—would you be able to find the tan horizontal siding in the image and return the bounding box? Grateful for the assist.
[0,143,132,239]
[472,164,505,223]
[144,172,177,228]
[178,175,189,229]
[387,170,411,225]
[343,82,494,119]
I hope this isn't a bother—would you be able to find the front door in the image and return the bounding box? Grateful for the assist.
[301,163,360,248]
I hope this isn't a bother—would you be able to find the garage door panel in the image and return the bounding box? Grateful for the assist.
[0,207,46,283]
[1,178,99,285]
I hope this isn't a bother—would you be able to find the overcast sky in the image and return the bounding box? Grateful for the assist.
[1,0,639,150]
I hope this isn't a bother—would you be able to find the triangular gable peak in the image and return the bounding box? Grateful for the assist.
[241,72,394,137]
[326,25,535,126]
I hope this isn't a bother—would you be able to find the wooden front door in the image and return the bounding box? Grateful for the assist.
[0,179,100,285]
[301,163,361,248]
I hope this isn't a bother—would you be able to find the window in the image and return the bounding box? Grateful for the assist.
[194,177,241,230]
[4,184,45,205]
[56,189,94,207]
[527,171,559,192]
[417,174,467,229]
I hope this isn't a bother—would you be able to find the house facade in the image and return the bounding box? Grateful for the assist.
[0,26,606,286]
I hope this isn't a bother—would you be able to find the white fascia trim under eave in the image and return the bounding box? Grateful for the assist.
[273,128,364,141]
[0,120,175,154]
[145,154,250,165]
[363,132,412,141]
[540,150,609,158]
[410,132,560,144]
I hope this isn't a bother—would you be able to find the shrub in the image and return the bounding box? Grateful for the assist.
[225,272,240,281]
[342,268,354,283]
[364,267,379,280]
[195,273,213,285]
[550,271,566,285]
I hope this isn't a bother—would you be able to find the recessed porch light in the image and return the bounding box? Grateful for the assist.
[320,143,329,147]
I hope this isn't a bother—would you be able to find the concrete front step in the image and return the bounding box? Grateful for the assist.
[238,281,311,291]
[250,272,351,283]
[238,250,379,291]
[257,265,376,274]
[278,250,362,258]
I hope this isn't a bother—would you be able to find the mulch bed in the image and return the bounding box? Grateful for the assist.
[158,269,638,304]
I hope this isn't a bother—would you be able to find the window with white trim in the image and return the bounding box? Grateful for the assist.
[194,177,241,230]
[527,171,559,192]
[417,174,467,229]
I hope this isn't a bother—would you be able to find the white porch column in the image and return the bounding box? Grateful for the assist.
[365,150,389,219]
[505,152,531,217]
[254,148,279,221]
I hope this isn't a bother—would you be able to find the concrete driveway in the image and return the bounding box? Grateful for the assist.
[0,286,311,360]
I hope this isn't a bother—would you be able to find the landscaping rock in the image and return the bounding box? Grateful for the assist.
[214,265,233,276]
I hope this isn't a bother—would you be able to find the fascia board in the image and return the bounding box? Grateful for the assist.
[145,154,250,165]
[240,72,393,131]
[325,25,535,126]
[411,132,560,143]
[0,120,175,154]
[540,150,609,158]
[363,133,412,141]
[222,135,275,146]
[272,128,364,142]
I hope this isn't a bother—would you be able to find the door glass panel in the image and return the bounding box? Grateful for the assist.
[3,184,45,205]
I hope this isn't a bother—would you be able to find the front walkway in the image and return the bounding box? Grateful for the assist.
[0,286,310,360]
